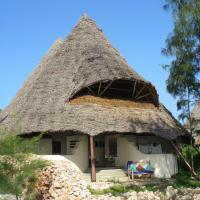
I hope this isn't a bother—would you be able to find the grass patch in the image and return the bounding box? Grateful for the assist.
[144,184,160,192]
[106,178,120,183]
[88,183,161,196]
[89,184,127,196]
[173,172,200,189]
[89,171,200,197]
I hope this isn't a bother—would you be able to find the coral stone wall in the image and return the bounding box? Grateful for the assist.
[36,160,91,200]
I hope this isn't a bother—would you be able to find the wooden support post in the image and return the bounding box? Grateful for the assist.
[0,115,8,124]
[90,135,96,182]
[170,140,197,177]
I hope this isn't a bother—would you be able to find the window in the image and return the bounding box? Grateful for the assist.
[52,141,61,154]
[67,136,80,155]
[95,141,105,148]
[108,138,117,157]
[139,143,162,154]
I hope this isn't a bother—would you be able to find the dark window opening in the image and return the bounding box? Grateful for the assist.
[52,141,61,154]
[108,138,117,157]
[95,141,105,148]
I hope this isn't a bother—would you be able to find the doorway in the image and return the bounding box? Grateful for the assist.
[94,136,105,167]
[52,141,61,154]
[88,135,118,168]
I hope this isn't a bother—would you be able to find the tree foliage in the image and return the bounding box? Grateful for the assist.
[0,134,48,200]
[163,0,200,175]
[162,0,200,123]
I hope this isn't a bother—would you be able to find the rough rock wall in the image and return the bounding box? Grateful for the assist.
[36,160,91,200]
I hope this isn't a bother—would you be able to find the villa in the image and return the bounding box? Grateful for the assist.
[0,15,187,182]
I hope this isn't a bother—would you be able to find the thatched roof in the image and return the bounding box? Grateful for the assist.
[192,101,200,123]
[0,15,186,140]
[191,101,200,145]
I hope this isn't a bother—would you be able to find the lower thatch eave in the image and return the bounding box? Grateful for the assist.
[0,97,185,140]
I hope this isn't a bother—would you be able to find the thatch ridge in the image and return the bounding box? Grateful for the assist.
[0,15,185,140]
[191,100,200,131]
[192,100,200,120]
[191,100,200,145]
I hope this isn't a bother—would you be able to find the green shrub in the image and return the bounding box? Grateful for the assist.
[88,184,126,196]
[0,134,48,200]
[177,145,200,173]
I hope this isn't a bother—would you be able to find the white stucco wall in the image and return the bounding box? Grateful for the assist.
[38,135,89,172]
[38,135,67,155]
[37,138,52,154]
[38,134,178,178]
[116,135,178,178]
[65,135,89,171]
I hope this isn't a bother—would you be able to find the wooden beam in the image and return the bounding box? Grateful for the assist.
[87,86,95,95]
[0,115,8,124]
[132,81,137,98]
[90,135,96,182]
[100,81,113,96]
[98,82,102,95]
[170,140,197,177]
[135,85,146,98]
[107,87,131,92]
[136,92,152,100]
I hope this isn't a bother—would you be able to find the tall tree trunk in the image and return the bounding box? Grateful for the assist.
[190,135,194,171]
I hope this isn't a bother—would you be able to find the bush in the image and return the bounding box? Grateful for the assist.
[177,145,200,172]
[173,145,200,188]
[173,171,200,188]
[0,134,48,200]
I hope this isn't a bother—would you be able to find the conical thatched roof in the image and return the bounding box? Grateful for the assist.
[0,15,186,140]
[192,101,200,122]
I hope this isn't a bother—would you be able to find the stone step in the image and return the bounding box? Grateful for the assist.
[83,173,127,178]
[82,168,128,182]
[83,168,128,182]
[85,168,125,173]
[84,174,126,178]
[96,174,126,177]
[96,174,126,178]
[97,170,125,173]
[97,170,126,172]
